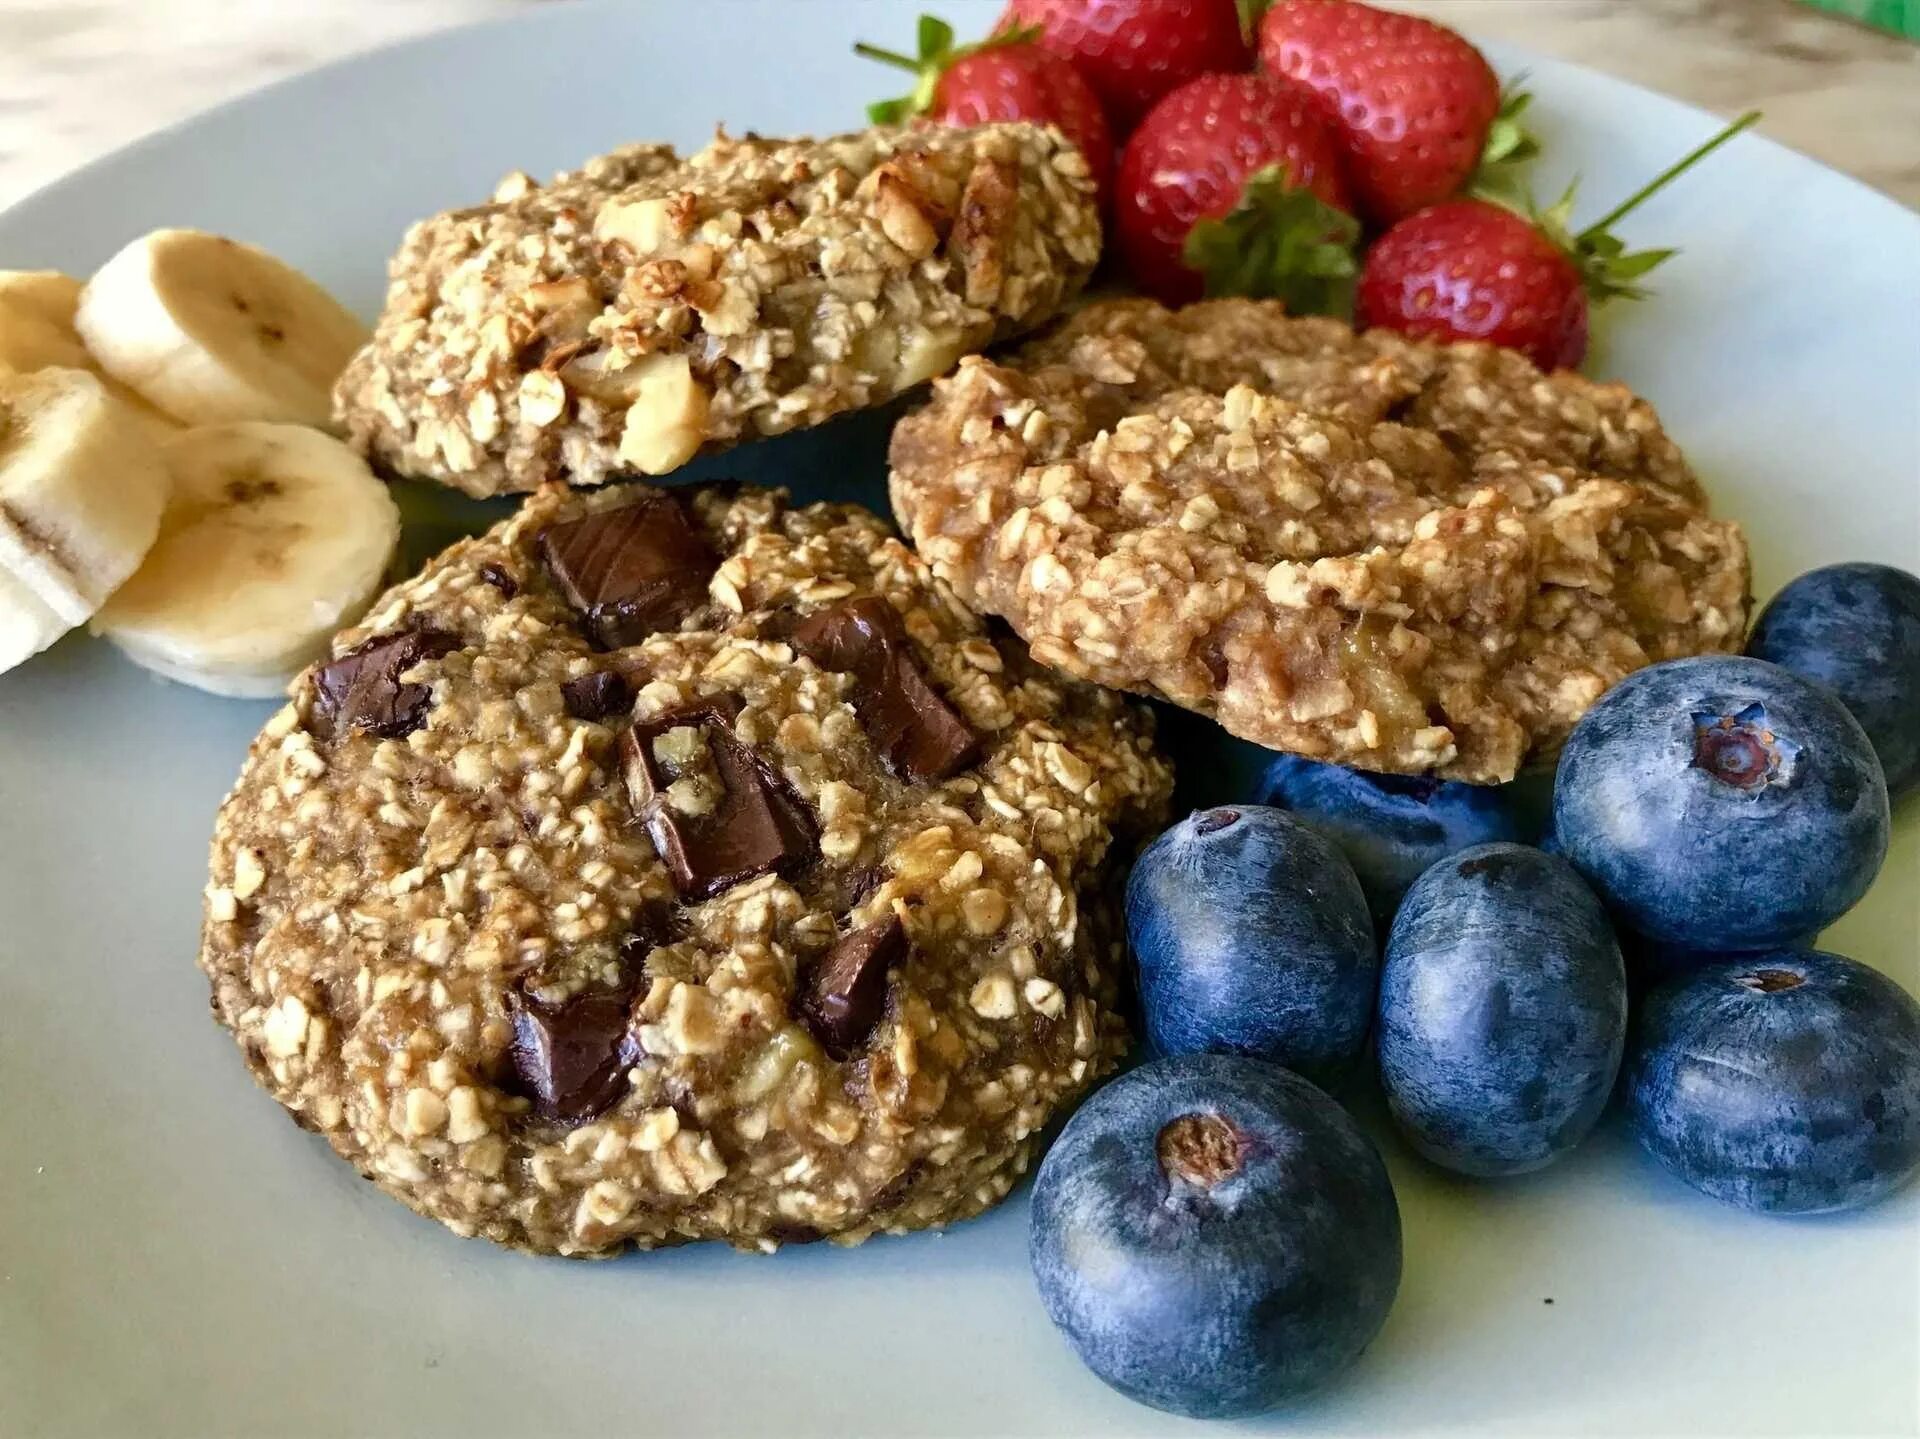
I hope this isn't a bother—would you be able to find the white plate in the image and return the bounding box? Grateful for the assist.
[2,3,1916,1435]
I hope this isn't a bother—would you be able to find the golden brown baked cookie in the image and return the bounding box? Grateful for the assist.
[889,299,1750,782]
[200,482,1171,1255]
[335,123,1101,497]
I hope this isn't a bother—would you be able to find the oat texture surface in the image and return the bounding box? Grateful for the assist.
[336,123,1101,498]
[200,481,1171,1255]
[889,298,1751,782]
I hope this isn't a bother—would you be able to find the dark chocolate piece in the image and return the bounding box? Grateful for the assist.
[311,628,461,739]
[537,492,716,649]
[560,670,634,722]
[619,902,676,966]
[790,598,980,783]
[478,562,519,598]
[799,913,908,1056]
[620,701,818,900]
[506,987,641,1125]
[765,1223,825,1246]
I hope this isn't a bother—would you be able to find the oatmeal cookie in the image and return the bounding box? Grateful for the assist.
[199,482,1172,1255]
[335,123,1101,498]
[889,298,1749,782]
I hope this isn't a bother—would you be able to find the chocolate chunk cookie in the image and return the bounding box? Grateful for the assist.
[335,122,1101,498]
[200,482,1172,1255]
[889,298,1750,783]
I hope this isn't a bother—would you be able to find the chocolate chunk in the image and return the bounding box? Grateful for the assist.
[478,562,519,598]
[537,492,717,649]
[561,670,634,722]
[620,701,818,900]
[311,629,461,739]
[791,598,980,783]
[765,1222,824,1246]
[799,913,909,1056]
[619,902,676,966]
[506,987,641,1125]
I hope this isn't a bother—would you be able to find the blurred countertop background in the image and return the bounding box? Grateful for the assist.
[0,0,1915,210]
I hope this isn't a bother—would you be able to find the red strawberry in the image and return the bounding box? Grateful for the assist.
[1357,200,1587,369]
[1115,71,1358,308]
[1255,0,1518,225]
[1356,112,1760,370]
[859,15,1114,201]
[996,0,1251,129]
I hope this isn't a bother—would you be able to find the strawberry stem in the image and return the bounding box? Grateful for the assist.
[1578,110,1760,240]
[856,14,1040,125]
[853,42,921,72]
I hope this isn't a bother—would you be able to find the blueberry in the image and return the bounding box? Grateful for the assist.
[1624,928,1823,982]
[1377,844,1627,1176]
[1553,656,1889,950]
[1626,950,1920,1214]
[1125,806,1376,1074]
[1747,562,1920,800]
[1253,754,1531,926]
[1029,1054,1402,1418]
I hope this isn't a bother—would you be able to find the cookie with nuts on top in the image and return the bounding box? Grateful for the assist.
[199,480,1172,1256]
[888,297,1750,784]
[334,120,1101,499]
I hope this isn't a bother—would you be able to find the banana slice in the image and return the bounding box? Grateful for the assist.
[94,422,400,697]
[75,230,369,429]
[0,267,181,441]
[0,368,169,674]
[0,270,91,374]
[0,269,84,328]
[0,564,79,673]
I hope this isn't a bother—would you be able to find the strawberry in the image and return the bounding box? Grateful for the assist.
[995,0,1251,129]
[859,15,1114,202]
[1356,201,1588,369]
[1254,0,1526,225]
[1115,71,1358,308]
[1355,112,1760,371]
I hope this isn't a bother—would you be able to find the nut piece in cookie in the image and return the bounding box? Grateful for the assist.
[889,297,1750,783]
[334,122,1102,498]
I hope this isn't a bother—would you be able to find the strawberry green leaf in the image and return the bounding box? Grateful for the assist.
[918,13,955,58]
[1607,248,1676,281]
[1182,166,1361,317]
[1468,83,1541,208]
